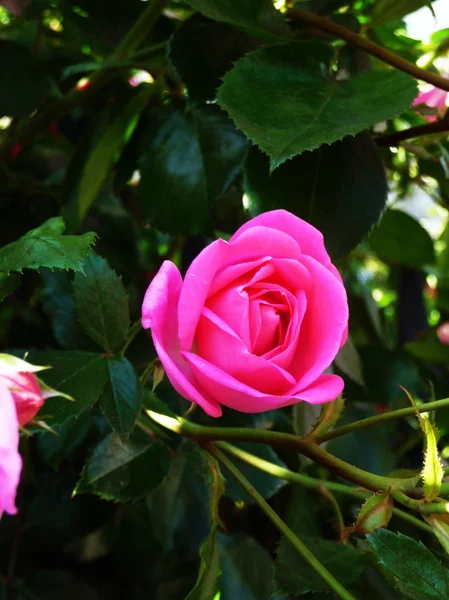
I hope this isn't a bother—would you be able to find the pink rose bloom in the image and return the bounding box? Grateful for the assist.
[413,86,448,122]
[0,355,49,518]
[142,210,348,417]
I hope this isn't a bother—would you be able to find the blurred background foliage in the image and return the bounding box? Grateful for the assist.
[2,0,449,598]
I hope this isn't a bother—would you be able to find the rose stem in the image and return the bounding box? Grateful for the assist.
[285,7,449,92]
[314,396,449,444]
[146,409,417,493]
[214,441,432,535]
[207,443,358,600]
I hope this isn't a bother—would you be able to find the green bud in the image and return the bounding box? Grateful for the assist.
[353,491,393,535]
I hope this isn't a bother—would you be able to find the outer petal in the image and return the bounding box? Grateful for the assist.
[178,226,302,351]
[0,380,21,517]
[1,372,44,426]
[183,353,342,412]
[231,209,331,268]
[290,255,348,390]
[142,261,221,417]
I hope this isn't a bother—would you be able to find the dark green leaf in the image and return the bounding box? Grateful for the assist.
[0,217,96,274]
[36,411,92,470]
[99,356,141,440]
[183,0,290,40]
[367,529,449,600]
[64,87,151,230]
[405,342,449,364]
[149,441,212,556]
[76,433,171,502]
[0,272,20,301]
[40,269,94,350]
[218,42,417,169]
[73,253,129,353]
[0,39,51,117]
[185,530,220,600]
[368,209,435,268]
[219,532,276,600]
[274,536,366,595]
[223,442,287,502]
[369,0,436,24]
[169,14,258,105]
[32,351,108,427]
[244,134,387,258]
[139,105,248,234]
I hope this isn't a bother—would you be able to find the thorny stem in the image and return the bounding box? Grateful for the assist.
[208,444,358,600]
[285,7,449,92]
[315,396,449,443]
[215,441,433,535]
[376,110,449,147]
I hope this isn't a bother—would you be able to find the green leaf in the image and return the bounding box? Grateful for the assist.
[334,336,365,387]
[421,415,443,502]
[169,14,258,106]
[73,253,129,354]
[76,433,171,501]
[352,492,394,535]
[243,134,387,258]
[0,272,20,301]
[183,0,290,40]
[368,209,435,268]
[0,217,96,274]
[219,532,277,600]
[185,530,220,600]
[32,351,108,427]
[405,342,449,364]
[274,535,366,595]
[139,105,248,234]
[218,42,417,169]
[64,87,152,230]
[308,395,345,440]
[367,529,449,600]
[40,269,94,350]
[99,356,141,440]
[223,442,287,502]
[369,0,436,24]
[36,411,92,470]
[0,39,51,117]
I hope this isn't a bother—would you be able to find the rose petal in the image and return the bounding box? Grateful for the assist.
[142,261,221,417]
[1,372,44,426]
[183,351,340,413]
[293,373,344,404]
[0,380,21,517]
[196,307,295,393]
[232,209,331,268]
[291,255,348,389]
[178,226,302,350]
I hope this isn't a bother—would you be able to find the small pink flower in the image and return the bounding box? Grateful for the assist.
[0,354,61,518]
[413,86,448,122]
[0,380,21,517]
[142,210,348,417]
[438,322,449,345]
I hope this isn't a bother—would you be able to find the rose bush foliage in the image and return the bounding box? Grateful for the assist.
[2,0,449,598]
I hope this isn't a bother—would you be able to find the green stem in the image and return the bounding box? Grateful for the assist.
[216,441,432,535]
[315,396,449,443]
[319,486,346,535]
[392,488,449,515]
[285,7,449,91]
[0,0,168,157]
[208,444,358,600]
[139,360,156,386]
[146,410,417,493]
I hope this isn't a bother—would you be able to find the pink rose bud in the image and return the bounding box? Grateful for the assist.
[0,380,22,517]
[438,322,449,345]
[0,354,62,519]
[413,85,448,122]
[142,210,349,417]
